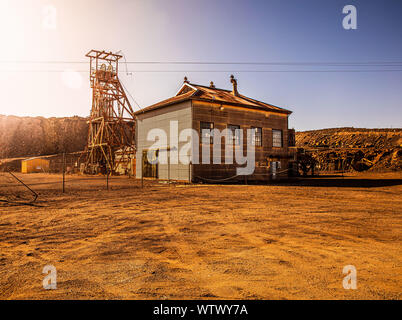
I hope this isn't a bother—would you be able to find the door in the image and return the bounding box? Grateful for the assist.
[142,149,158,178]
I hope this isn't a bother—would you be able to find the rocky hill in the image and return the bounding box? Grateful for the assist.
[0,115,88,159]
[296,128,402,172]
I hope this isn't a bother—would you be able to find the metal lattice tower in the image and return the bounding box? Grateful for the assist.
[82,50,136,174]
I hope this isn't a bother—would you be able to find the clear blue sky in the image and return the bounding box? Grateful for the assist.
[0,0,401,130]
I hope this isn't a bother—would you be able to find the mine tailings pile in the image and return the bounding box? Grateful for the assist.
[296,128,402,172]
[0,115,88,159]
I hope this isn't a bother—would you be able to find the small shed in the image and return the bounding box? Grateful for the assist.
[21,157,50,173]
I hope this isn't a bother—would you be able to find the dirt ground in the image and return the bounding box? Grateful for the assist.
[0,172,401,300]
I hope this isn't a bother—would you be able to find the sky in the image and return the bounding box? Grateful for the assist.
[0,0,401,130]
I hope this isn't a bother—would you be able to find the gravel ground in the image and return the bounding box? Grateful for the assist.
[0,172,401,299]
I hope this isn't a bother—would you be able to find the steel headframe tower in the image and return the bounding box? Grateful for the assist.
[83,50,136,174]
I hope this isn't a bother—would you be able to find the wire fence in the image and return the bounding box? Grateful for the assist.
[0,151,140,205]
[0,170,148,206]
[0,151,303,205]
[193,168,291,183]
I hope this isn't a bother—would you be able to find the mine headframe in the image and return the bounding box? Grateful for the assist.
[83,50,136,174]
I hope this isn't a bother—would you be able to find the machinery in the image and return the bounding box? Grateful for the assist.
[81,50,136,174]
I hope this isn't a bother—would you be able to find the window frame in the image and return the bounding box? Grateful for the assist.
[251,127,262,147]
[227,124,241,145]
[272,129,283,148]
[200,121,214,144]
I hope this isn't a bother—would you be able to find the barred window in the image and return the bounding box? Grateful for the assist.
[227,124,241,145]
[251,127,262,146]
[200,121,214,144]
[272,129,283,147]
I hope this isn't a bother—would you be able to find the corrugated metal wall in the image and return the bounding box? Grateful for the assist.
[21,158,50,173]
[136,101,192,181]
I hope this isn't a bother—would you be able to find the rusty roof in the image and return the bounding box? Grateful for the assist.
[135,82,292,115]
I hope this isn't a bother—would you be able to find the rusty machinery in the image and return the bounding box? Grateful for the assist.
[81,50,136,174]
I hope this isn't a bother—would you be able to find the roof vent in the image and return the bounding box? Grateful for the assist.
[183,76,189,83]
[230,75,238,96]
[210,81,215,88]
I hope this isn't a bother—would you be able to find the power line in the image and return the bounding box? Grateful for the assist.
[120,79,142,111]
[1,69,402,73]
[0,60,402,66]
[118,61,402,66]
[115,50,141,110]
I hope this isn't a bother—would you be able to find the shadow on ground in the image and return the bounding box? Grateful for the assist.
[274,176,402,188]
[212,174,402,188]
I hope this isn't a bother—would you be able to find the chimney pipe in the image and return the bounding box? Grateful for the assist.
[230,75,238,96]
[210,81,215,88]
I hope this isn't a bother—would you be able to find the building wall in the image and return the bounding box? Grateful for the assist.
[136,99,294,182]
[191,101,293,181]
[136,101,192,181]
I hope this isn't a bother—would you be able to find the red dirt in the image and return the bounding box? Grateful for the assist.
[0,172,401,299]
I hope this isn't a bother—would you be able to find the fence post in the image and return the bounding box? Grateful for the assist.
[62,152,66,193]
[342,159,344,178]
[189,161,192,184]
[141,154,144,188]
[106,167,109,190]
[168,152,170,186]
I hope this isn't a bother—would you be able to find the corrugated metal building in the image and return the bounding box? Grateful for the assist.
[135,76,296,182]
[21,157,50,173]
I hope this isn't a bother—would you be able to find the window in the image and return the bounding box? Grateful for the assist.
[288,129,296,147]
[272,129,283,147]
[251,127,262,146]
[227,124,241,145]
[200,121,214,144]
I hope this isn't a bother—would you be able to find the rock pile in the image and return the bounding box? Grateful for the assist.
[0,115,88,159]
[296,128,402,172]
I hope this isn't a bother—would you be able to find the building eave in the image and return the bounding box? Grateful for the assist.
[135,96,292,116]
